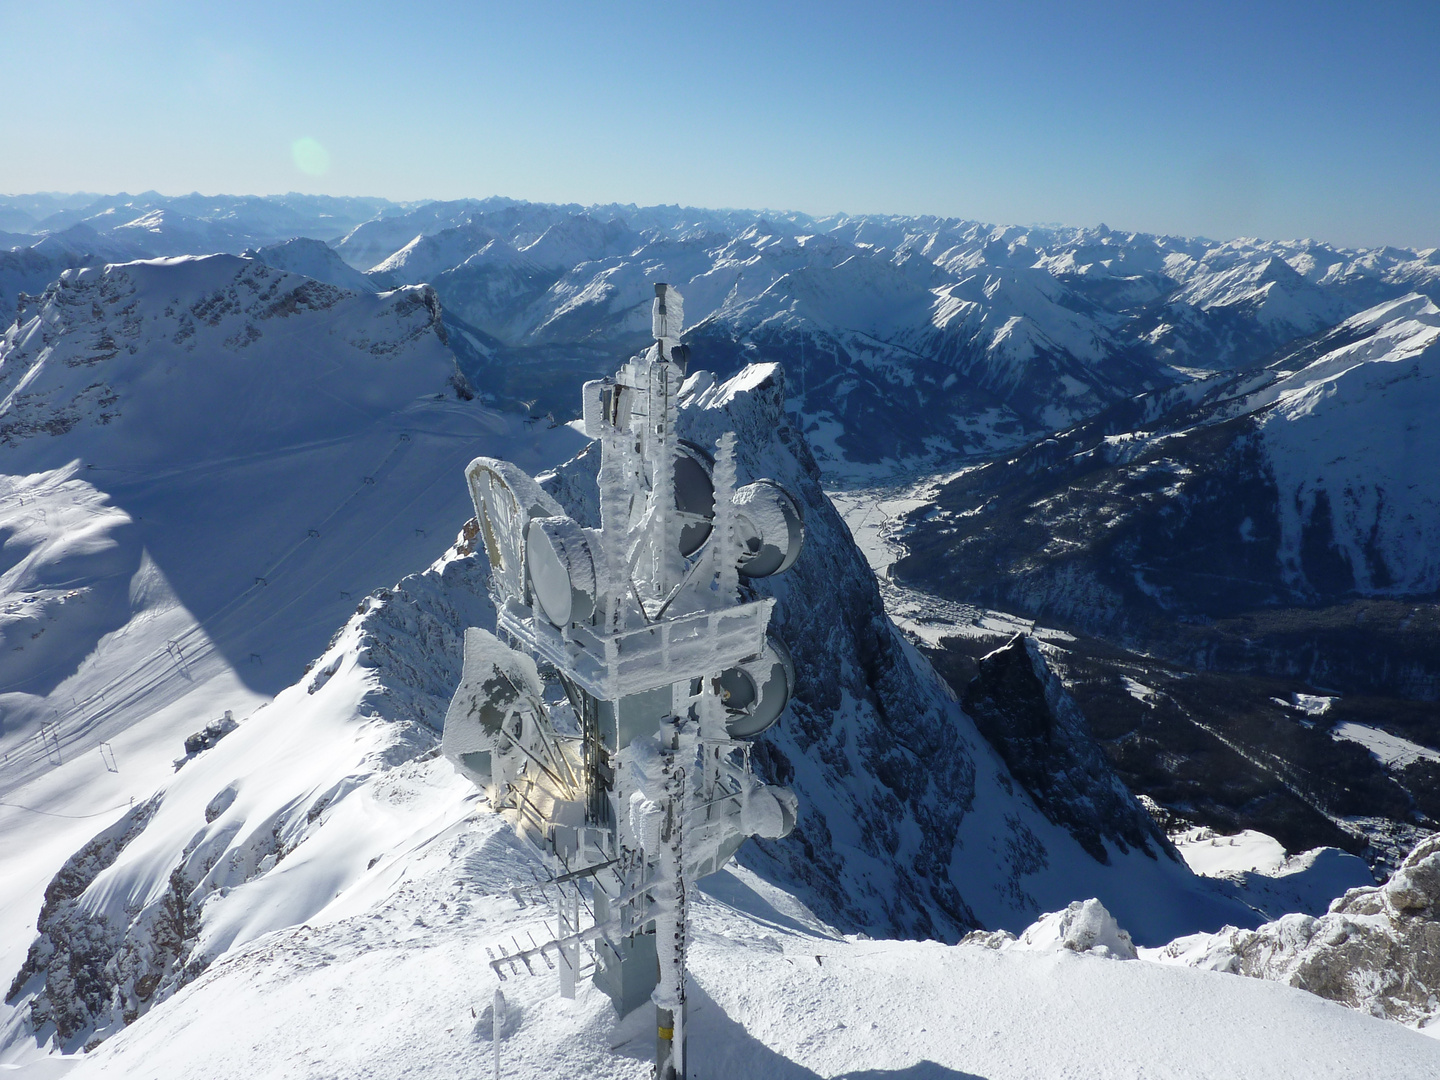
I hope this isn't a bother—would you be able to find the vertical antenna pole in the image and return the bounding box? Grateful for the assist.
[654,715,688,1080]
[710,432,740,604]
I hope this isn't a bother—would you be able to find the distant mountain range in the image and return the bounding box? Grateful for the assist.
[3,192,1437,480]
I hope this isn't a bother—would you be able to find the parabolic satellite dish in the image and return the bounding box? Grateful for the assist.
[675,440,717,557]
[526,515,598,628]
[718,636,795,739]
[734,479,804,578]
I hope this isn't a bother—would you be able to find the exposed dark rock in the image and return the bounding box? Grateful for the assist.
[181,711,239,757]
[960,634,1173,865]
[6,797,160,1040]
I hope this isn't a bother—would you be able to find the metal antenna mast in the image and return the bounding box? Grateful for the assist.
[442,284,805,1079]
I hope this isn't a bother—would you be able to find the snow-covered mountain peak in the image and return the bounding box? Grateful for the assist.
[369,223,498,279]
[243,237,376,293]
[516,215,638,271]
[0,254,461,464]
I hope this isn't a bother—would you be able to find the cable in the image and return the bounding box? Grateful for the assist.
[0,799,134,820]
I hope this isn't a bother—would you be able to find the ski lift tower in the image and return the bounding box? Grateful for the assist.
[442,284,804,1080]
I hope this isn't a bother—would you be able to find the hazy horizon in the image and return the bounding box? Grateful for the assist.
[5,188,1437,255]
[3,1,1438,250]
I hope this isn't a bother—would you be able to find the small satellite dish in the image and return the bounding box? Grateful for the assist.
[720,636,796,740]
[675,440,717,557]
[734,480,804,578]
[526,516,597,628]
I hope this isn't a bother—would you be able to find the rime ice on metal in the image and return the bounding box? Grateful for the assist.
[443,284,803,1080]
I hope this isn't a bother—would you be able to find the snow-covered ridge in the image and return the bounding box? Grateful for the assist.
[0,255,466,461]
[4,533,492,1050]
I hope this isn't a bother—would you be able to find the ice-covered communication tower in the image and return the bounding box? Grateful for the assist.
[442,284,803,1079]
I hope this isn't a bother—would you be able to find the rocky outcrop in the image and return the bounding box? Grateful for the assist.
[961,634,1175,865]
[1159,834,1440,1030]
[964,897,1138,960]
[6,798,162,1043]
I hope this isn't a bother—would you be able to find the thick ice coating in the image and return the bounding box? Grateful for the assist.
[441,626,547,791]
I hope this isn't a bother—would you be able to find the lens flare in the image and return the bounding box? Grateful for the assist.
[291,137,330,177]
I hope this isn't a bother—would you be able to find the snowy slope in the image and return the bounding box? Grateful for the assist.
[48,854,1440,1080]
[4,527,1429,1076]
[1254,293,1440,595]
[0,254,584,1063]
[3,538,494,1056]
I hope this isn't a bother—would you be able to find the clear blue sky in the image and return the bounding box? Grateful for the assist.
[3,0,1437,249]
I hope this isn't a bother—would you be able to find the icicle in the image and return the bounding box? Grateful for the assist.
[709,431,740,605]
[597,423,630,633]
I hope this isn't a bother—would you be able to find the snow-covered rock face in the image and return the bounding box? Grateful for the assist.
[1156,834,1440,1033]
[0,255,465,461]
[0,194,396,327]
[960,634,1175,866]
[541,362,1250,946]
[899,290,1440,640]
